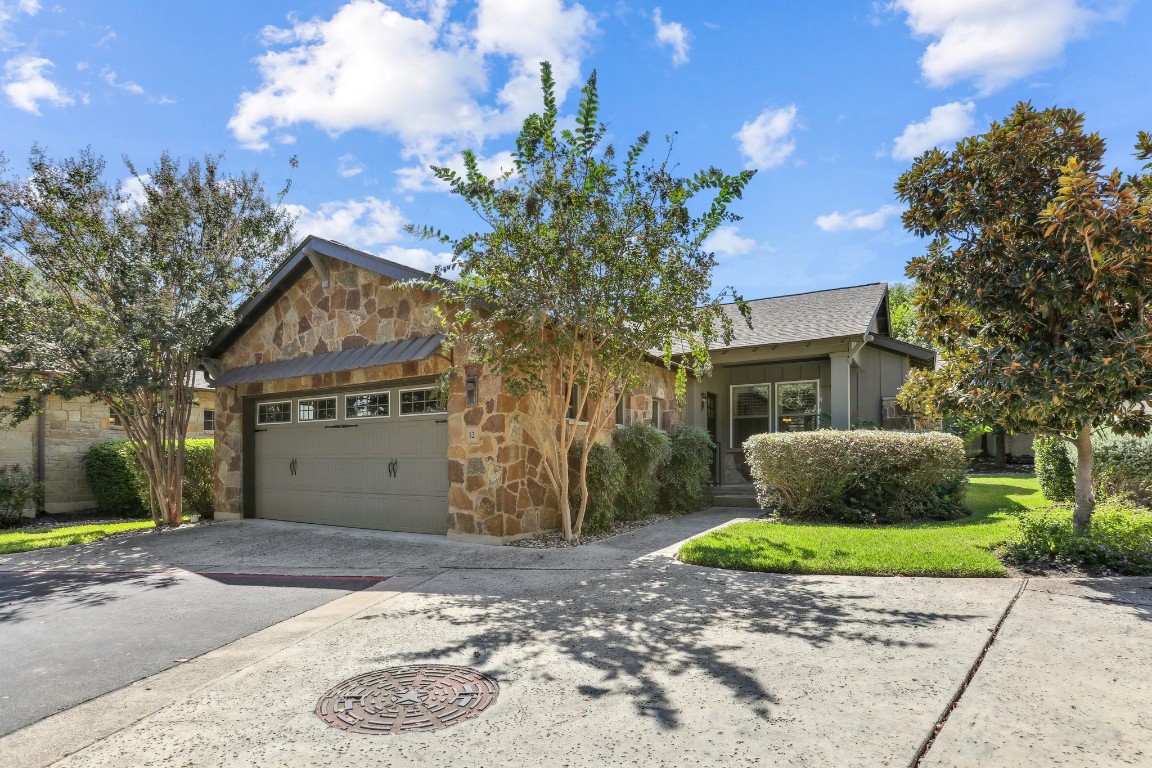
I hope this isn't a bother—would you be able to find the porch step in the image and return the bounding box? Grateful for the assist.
[711,493,762,509]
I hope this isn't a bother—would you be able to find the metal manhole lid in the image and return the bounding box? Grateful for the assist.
[316,665,499,734]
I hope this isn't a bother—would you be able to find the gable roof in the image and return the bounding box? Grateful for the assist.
[713,283,889,350]
[204,236,440,359]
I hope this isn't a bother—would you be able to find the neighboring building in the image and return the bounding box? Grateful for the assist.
[0,376,215,515]
[203,236,934,543]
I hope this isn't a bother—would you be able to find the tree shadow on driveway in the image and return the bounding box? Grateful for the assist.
[359,564,990,730]
[0,570,180,623]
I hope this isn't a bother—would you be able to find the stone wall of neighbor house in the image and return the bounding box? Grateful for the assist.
[0,393,213,516]
[446,364,683,543]
[213,261,448,520]
[219,260,443,370]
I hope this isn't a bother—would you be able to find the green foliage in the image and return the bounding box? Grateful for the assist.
[660,426,714,515]
[1092,433,1152,506]
[744,430,968,523]
[887,281,927,347]
[612,423,670,520]
[0,464,42,528]
[84,439,215,519]
[0,520,154,555]
[83,440,147,515]
[407,61,754,542]
[568,440,627,536]
[1003,502,1152,575]
[0,149,293,525]
[1034,436,1075,503]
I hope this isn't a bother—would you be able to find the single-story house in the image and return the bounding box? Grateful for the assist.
[202,236,935,543]
[0,376,216,516]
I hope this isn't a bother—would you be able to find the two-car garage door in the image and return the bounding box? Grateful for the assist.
[252,385,449,534]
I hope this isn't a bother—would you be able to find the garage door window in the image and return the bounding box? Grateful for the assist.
[400,387,446,415]
[346,391,390,419]
[298,397,337,422]
[257,401,292,425]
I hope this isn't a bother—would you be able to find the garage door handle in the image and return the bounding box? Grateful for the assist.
[289,459,297,476]
[388,459,398,478]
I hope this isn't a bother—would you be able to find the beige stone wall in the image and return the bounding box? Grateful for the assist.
[0,392,214,515]
[446,364,683,543]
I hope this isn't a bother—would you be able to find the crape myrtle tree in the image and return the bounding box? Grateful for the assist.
[895,103,1152,531]
[0,148,294,526]
[410,63,755,543]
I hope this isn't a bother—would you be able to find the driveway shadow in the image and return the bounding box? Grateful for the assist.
[0,570,180,623]
[1065,577,1152,623]
[362,566,987,729]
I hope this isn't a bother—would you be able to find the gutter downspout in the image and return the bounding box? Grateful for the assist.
[36,395,46,515]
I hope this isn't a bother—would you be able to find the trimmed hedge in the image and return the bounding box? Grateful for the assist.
[744,430,967,523]
[660,426,714,515]
[612,423,670,521]
[83,439,215,519]
[1034,436,1075,503]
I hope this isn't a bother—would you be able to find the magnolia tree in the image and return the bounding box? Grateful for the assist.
[0,148,294,526]
[411,63,755,543]
[895,104,1152,530]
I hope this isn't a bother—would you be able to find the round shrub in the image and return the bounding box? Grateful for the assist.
[1034,436,1075,503]
[568,440,626,535]
[743,430,968,523]
[84,440,147,515]
[660,426,714,515]
[612,423,670,521]
[1092,434,1152,507]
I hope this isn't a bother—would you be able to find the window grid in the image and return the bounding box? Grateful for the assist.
[257,401,292,425]
[400,388,446,415]
[731,384,771,448]
[346,392,390,419]
[298,397,337,422]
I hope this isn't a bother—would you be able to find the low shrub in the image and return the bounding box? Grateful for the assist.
[612,423,670,521]
[0,464,42,528]
[569,440,627,536]
[743,430,967,523]
[1093,433,1152,507]
[1002,502,1152,575]
[84,440,147,515]
[83,439,215,519]
[661,426,714,515]
[1034,436,1075,503]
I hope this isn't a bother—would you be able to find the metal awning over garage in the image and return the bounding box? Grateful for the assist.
[211,334,445,387]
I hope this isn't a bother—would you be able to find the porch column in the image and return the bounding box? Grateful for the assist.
[829,351,852,430]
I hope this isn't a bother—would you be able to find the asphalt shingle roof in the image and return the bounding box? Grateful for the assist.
[713,283,887,350]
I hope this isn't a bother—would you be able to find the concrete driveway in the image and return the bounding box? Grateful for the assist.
[0,514,1148,767]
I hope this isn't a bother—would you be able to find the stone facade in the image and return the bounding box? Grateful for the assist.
[0,393,214,516]
[212,256,685,541]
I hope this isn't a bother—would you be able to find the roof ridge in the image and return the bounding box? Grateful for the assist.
[717,282,887,307]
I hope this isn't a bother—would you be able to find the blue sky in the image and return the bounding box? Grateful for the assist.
[3,0,1151,299]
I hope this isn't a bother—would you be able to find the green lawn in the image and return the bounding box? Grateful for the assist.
[679,475,1045,577]
[0,520,156,555]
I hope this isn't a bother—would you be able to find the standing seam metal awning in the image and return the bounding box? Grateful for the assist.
[211,334,445,387]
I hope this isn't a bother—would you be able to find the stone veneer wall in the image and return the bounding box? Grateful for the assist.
[446,365,683,543]
[0,393,213,516]
[213,260,446,520]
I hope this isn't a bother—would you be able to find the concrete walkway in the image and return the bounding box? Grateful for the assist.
[0,513,1148,767]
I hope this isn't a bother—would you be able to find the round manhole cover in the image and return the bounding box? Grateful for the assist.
[316,665,499,734]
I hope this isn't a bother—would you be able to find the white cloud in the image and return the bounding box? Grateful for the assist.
[101,67,144,95]
[653,7,689,66]
[703,225,757,258]
[0,0,39,49]
[815,204,903,232]
[284,196,407,247]
[734,105,798,170]
[375,244,453,274]
[3,55,71,113]
[337,153,365,178]
[229,0,595,185]
[891,0,1098,94]
[118,174,151,209]
[891,100,975,161]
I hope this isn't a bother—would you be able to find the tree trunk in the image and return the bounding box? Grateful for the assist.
[1072,420,1095,533]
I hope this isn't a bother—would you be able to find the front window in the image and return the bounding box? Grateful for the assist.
[731,384,771,448]
[299,397,337,422]
[400,388,446,415]
[615,394,629,427]
[650,398,663,430]
[257,401,292,425]
[203,409,215,432]
[777,380,820,432]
